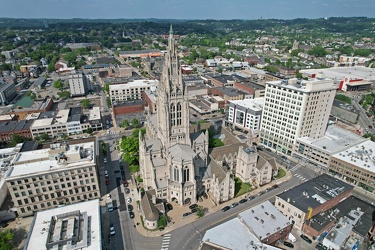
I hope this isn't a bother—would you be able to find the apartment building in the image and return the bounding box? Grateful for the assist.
[87,106,102,131]
[227,98,264,134]
[68,72,93,97]
[109,79,158,102]
[260,78,336,156]
[5,140,100,217]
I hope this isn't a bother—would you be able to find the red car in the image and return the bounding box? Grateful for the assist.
[106,179,109,185]
[123,179,128,187]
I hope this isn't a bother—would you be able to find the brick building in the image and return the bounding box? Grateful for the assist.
[113,100,147,115]
[233,81,265,98]
[0,120,34,142]
[275,174,353,230]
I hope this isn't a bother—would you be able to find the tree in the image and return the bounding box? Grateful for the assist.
[40,133,50,141]
[121,120,130,128]
[132,128,146,137]
[86,128,93,135]
[103,83,110,93]
[131,118,140,128]
[63,52,77,64]
[196,206,205,218]
[57,91,71,99]
[8,134,25,147]
[120,136,139,165]
[106,97,112,107]
[307,45,328,57]
[157,214,168,229]
[0,229,14,249]
[61,134,69,140]
[81,99,91,109]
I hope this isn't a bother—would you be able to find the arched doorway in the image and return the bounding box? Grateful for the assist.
[184,198,191,205]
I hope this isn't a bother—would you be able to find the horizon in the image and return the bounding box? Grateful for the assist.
[2,0,375,20]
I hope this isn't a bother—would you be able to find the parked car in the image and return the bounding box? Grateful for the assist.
[110,224,115,235]
[105,178,109,185]
[231,202,239,208]
[127,205,133,211]
[283,242,294,248]
[247,195,256,201]
[120,169,125,175]
[189,204,198,210]
[300,234,312,244]
[191,208,197,213]
[124,188,130,194]
[272,184,279,189]
[256,146,265,151]
[221,206,230,212]
[281,156,288,161]
[183,212,192,217]
[129,211,135,219]
[104,170,109,178]
[239,199,247,204]
[369,125,373,129]
[104,158,107,163]
[123,180,128,187]
[126,197,132,204]
[258,190,266,196]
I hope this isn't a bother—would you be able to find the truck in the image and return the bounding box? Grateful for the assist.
[107,200,113,212]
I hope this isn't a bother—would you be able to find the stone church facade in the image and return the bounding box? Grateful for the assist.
[139,26,277,206]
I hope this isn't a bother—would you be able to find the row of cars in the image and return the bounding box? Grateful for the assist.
[183,204,199,217]
[221,184,279,212]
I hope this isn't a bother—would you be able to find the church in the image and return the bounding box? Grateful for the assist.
[138,26,276,206]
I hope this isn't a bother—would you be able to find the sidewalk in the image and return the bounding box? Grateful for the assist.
[132,165,293,237]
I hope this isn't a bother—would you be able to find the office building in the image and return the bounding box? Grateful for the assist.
[5,140,100,217]
[260,78,336,155]
[109,79,158,102]
[68,72,93,97]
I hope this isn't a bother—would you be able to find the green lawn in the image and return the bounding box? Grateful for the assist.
[234,177,252,197]
[275,168,286,179]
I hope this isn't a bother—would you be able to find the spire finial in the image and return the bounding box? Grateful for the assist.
[169,24,173,35]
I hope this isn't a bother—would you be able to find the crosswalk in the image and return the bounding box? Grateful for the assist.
[294,174,308,182]
[161,233,171,250]
[289,163,303,172]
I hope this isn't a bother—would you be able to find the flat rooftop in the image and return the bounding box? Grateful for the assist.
[277,174,353,212]
[88,107,101,121]
[201,216,280,250]
[239,200,291,240]
[331,140,375,173]
[109,79,158,90]
[6,141,95,178]
[267,78,336,93]
[24,199,101,250]
[229,98,265,111]
[297,125,367,154]
[300,66,375,81]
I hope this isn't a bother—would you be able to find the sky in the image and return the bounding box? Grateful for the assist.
[2,0,375,20]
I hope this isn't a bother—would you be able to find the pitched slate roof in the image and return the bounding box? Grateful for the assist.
[141,190,159,221]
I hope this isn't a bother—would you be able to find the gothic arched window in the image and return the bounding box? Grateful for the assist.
[170,103,176,127]
[173,167,179,182]
[177,103,182,126]
[183,166,189,182]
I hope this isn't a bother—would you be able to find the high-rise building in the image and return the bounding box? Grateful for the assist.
[68,72,93,97]
[260,78,336,155]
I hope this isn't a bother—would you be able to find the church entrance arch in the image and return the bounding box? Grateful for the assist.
[184,198,191,205]
[171,197,178,203]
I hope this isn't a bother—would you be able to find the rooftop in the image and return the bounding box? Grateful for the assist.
[109,79,158,91]
[331,140,375,173]
[201,208,281,250]
[229,98,265,111]
[300,66,375,81]
[267,78,337,93]
[24,199,101,250]
[88,107,101,121]
[277,174,353,212]
[239,200,291,240]
[297,125,367,154]
[6,141,95,179]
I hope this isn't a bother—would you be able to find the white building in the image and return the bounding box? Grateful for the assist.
[66,107,83,135]
[109,79,158,102]
[260,78,336,155]
[68,72,93,97]
[5,140,100,217]
[227,98,264,135]
[30,110,70,139]
[24,199,101,250]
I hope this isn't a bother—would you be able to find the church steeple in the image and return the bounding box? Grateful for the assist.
[156,24,190,148]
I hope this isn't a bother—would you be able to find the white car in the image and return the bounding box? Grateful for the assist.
[104,158,107,163]
[110,224,115,235]
[127,197,132,204]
